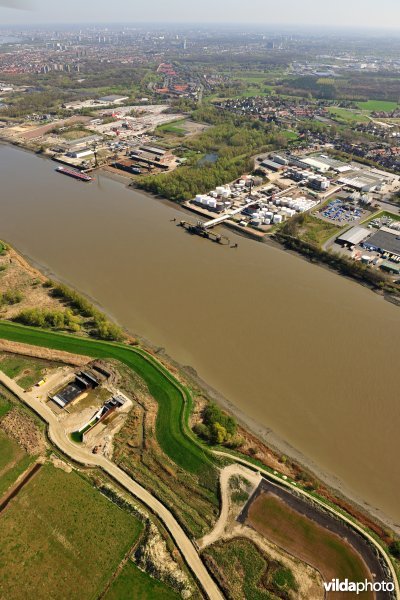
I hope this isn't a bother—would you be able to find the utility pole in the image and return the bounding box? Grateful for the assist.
[91,142,99,168]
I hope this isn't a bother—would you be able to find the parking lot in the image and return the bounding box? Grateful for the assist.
[317,198,369,225]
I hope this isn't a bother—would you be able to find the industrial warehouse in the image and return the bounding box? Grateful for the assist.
[362,227,400,260]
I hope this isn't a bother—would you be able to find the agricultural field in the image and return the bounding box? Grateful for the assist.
[0,352,60,390]
[0,465,143,600]
[203,538,299,600]
[356,100,399,112]
[0,387,37,497]
[0,428,34,497]
[247,491,373,597]
[104,560,180,600]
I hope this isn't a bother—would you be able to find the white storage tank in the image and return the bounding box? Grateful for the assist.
[273,214,283,224]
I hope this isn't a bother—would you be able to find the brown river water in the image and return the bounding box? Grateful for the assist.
[0,144,399,527]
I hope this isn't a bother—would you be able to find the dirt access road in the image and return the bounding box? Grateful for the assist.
[0,371,223,600]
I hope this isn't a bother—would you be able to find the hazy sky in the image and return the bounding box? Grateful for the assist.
[0,0,399,30]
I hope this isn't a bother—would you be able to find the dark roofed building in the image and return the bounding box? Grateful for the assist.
[362,228,400,258]
[51,371,99,408]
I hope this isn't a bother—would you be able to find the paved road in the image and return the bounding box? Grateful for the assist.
[0,372,224,600]
[214,451,400,600]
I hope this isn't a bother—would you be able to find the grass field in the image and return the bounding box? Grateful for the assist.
[0,321,214,476]
[0,353,58,390]
[157,119,187,136]
[203,538,298,600]
[104,561,180,600]
[0,386,12,418]
[247,492,372,596]
[0,465,143,600]
[327,107,369,123]
[0,429,25,473]
[361,210,400,225]
[0,429,35,498]
[356,100,399,112]
[60,128,93,140]
[281,129,299,141]
[296,215,342,246]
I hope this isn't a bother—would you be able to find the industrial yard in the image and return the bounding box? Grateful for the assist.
[179,148,398,241]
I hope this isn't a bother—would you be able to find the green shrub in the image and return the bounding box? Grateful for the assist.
[14,308,82,332]
[389,540,400,559]
[0,290,24,305]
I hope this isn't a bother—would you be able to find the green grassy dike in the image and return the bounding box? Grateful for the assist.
[0,321,214,476]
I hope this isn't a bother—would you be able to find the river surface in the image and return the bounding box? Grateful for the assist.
[0,144,399,525]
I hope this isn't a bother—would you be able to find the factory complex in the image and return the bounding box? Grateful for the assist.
[186,149,400,235]
[333,211,400,274]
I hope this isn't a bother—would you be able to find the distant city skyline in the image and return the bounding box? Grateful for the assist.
[0,0,400,30]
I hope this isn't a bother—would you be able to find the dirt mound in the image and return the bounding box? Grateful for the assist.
[0,339,90,366]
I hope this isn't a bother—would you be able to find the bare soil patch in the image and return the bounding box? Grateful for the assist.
[0,408,46,455]
[0,340,90,366]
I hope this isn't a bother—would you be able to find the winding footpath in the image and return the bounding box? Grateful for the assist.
[198,463,261,549]
[0,371,224,600]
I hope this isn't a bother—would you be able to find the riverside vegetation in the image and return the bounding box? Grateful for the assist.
[0,242,124,341]
[23,281,125,341]
[137,106,289,201]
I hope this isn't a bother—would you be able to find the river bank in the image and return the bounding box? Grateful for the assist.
[1,236,398,538]
[1,142,399,535]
